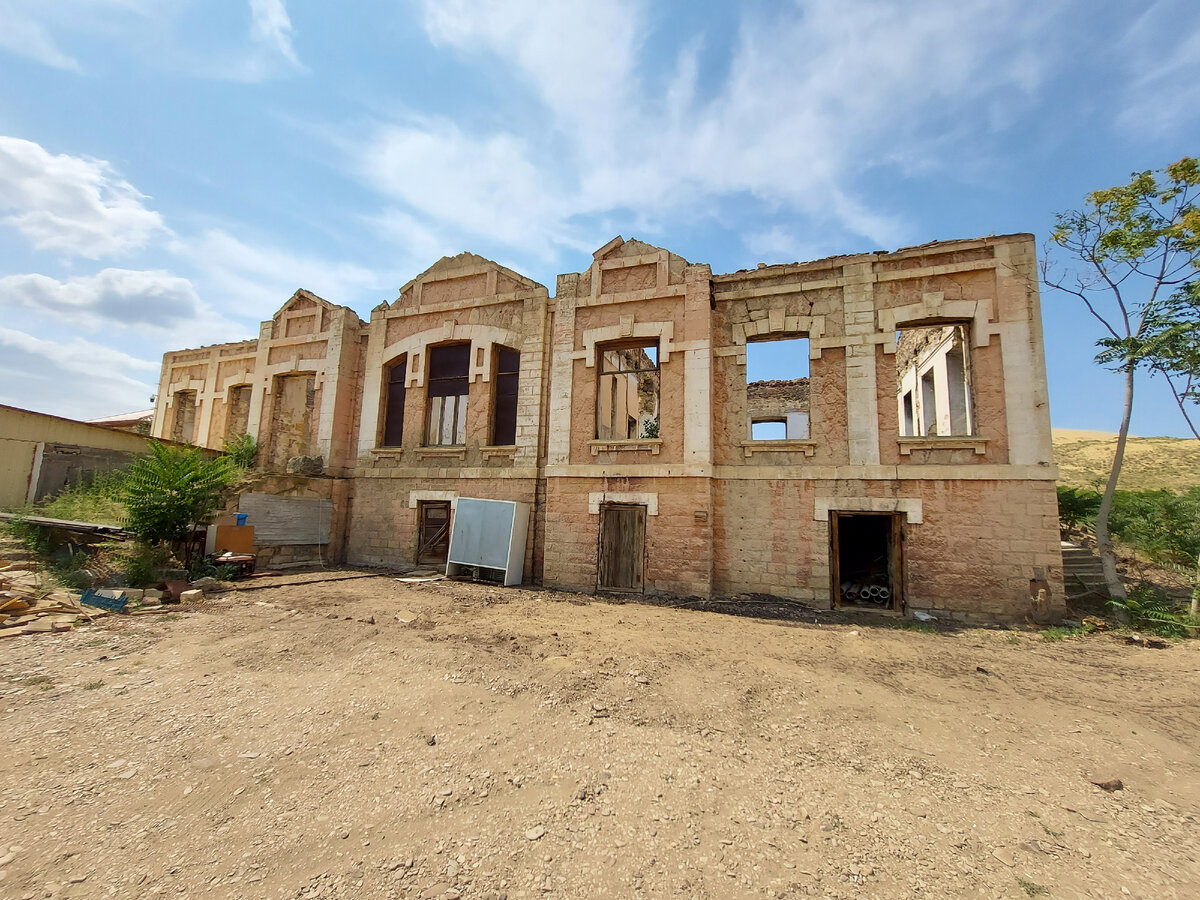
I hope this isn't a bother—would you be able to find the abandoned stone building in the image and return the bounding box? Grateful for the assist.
[152,232,1062,620]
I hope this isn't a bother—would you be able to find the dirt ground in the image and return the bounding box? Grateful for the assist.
[2,571,1198,900]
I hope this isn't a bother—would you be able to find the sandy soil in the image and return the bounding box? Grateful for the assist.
[2,571,1199,900]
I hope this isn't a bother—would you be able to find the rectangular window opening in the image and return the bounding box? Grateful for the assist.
[172,391,197,444]
[596,342,659,440]
[382,355,407,447]
[426,343,470,446]
[746,336,810,440]
[895,323,973,437]
[225,385,252,439]
[491,346,519,446]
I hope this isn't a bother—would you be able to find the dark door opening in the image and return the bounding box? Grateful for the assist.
[417,501,452,565]
[598,503,646,592]
[831,512,903,611]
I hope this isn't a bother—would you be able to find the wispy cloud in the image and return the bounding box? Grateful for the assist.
[0,136,168,258]
[1115,0,1200,135]
[249,0,299,66]
[224,0,305,82]
[352,0,1056,258]
[170,228,391,319]
[0,1,83,71]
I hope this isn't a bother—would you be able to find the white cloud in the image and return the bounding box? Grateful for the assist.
[172,228,391,318]
[0,136,167,258]
[0,268,199,329]
[222,0,305,82]
[369,0,1054,253]
[362,119,572,257]
[0,325,159,419]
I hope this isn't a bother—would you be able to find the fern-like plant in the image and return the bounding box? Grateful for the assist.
[1111,584,1198,638]
[122,442,235,566]
[223,432,259,469]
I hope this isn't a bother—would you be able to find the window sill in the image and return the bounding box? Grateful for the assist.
[589,439,663,456]
[740,439,817,458]
[370,447,404,456]
[481,445,517,461]
[897,436,987,455]
[415,446,467,461]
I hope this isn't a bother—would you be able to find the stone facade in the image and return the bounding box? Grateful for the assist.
[153,233,1062,621]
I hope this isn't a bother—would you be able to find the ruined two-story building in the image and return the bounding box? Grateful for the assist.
[152,233,1063,621]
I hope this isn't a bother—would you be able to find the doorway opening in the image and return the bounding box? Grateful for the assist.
[598,503,646,592]
[831,512,903,611]
[417,500,452,565]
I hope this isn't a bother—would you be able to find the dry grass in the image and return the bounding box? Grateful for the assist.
[1053,429,1200,491]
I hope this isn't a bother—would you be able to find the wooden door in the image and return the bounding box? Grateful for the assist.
[598,504,645,592]
[417,501,451,565]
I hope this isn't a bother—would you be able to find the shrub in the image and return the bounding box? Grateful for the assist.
[122,442,235,567]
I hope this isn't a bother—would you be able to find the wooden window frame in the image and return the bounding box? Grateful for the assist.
[490,345,520,447]
[425,343,470,447]
[381,355,407,447]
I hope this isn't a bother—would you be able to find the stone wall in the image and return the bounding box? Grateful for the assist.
[152,234,1062,621]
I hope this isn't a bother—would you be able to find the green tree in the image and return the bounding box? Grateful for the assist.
[122,441,236,567]
[1043,158,1200,618]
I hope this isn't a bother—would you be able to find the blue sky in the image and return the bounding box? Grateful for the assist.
[0,0,1197,435]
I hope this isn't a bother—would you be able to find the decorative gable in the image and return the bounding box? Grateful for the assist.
[391,252,545,310]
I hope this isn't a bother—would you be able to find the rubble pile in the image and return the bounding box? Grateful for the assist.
[0,564,101,638]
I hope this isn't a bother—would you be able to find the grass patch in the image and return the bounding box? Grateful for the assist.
[894,620,937,634]
[1016,877,1049,896]
[83,679,105,690]
[1040,623,1096,642]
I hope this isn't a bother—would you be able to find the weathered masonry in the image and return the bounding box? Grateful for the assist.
[153,233,1063,621]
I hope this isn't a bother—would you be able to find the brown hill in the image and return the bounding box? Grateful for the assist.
[1053,429,1200,491]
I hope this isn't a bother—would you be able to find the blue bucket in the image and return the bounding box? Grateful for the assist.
[234,513,248,526]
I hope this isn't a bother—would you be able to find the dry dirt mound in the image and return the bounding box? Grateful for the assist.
[1,573,1198,899]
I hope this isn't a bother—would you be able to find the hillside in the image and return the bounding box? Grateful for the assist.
[1053,429,1200,490]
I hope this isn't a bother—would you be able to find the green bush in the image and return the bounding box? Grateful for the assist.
[1057,486,1101,530]
[122,442,235,566]
[1058,484,1200,567]
[1109,487,1200,566]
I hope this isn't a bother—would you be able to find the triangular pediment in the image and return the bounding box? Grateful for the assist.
[267,289,363,335]
[393,252,544,307]
[591,235,690,266]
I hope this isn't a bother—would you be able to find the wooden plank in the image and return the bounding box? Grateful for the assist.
[889,514,904,611]
[830,512,841,608]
